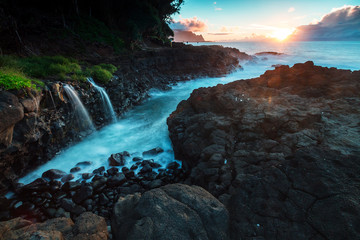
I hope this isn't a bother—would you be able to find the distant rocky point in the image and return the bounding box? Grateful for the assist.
[255,51,284,56]
[173,30,206,42]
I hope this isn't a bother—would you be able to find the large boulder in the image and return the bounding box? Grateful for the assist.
[167,62,360,239]
[0,212,108,240]
[0,91,24,147]
[111,183,229,240]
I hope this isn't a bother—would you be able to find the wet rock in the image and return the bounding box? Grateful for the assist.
[42,169,67,180]
[111,184,229,240]
[93,166,105,175]
[73,185,93,204]
[130,165,138,170]
[62,182,81,192]
[106,167,119,176]
[61,174,75,182]
[132,157,143,162]
[61,198,86,216]
[76,161,92,167]
[82,173,94,180]
[142,147,164,156]
[91,176,107,191]
[20,178,48,193]
[108,152,129,166]
[107,174,126,187]
[166,162,180,170]
[70,167,81,173]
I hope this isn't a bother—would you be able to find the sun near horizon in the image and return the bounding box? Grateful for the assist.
[170,0,360,42]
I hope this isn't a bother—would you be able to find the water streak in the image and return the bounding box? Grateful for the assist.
[63,84,95,131]
[87,78,117,122]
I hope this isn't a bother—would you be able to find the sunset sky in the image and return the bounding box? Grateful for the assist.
[171,0,360,41]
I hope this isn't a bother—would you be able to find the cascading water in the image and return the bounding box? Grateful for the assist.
[63,84,95,131]
[19,41,360,185]
[87,78,117,122]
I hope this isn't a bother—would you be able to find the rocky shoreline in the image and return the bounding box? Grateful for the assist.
[167,61,360,239]
[0,44,250,195]
[2,57,359,239]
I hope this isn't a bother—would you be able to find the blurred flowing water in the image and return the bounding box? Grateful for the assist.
[20,41,360,184]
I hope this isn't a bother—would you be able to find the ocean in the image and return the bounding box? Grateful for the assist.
[19,41,360,184]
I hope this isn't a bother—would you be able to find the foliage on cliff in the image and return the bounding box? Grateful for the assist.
[0,55,117,90]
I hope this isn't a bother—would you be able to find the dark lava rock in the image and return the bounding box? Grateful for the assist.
[61,174,74,182]
[166,162,180,170]
[132,157,143,162]
[167,62,360,239]
[70,167,81,173]
[111,184,229,240]
[142,147,164,156]
[75,161,92,167]
[107,174,126,187]
[19,178,48,193]
[255,51,284,56]
[81,173,94,180]
[62,182,81,192]
[93,166,105,174]
[108,151,130,166]
[107,167,119,176]
[73,185,93,204]
[91,176,107,191]
[42,169,66,180]
[61,198,86,216]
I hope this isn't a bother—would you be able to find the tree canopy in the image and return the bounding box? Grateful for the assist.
[0,0,184,44]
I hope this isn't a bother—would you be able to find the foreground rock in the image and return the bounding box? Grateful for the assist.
[167,62,360,239]
[112,183,229,240]
[0,212,108,240]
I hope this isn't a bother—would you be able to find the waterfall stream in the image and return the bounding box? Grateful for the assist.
[63,84,95,131]
[87,78,117,122]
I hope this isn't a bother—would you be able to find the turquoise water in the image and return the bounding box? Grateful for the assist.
[198,41,360,70]
[19,41,360,184]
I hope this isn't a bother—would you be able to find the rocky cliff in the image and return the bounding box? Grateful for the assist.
[0,45,250,194]
[167,61,360,239]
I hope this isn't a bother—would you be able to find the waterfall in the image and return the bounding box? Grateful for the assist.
[87,78,117,122]
[63,84,95,131]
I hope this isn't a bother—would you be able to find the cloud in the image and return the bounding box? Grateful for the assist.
[289,5,360,41]
[215,7,223,11]
[220,26,240,32]
[208,33,233,35]
[170,17,208,32]
[288,7,295,13]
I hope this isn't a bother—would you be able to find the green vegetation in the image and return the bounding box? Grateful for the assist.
[0,55,117,90]
[0,68,39,90]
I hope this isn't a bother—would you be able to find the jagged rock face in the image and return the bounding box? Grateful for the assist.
[167,62,360,239]
[0,212,108,240]
[0,45,246,194]
[111,184,229,240]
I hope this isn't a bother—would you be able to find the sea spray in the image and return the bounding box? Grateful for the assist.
[63,84,95,131]
[87,78,117,122]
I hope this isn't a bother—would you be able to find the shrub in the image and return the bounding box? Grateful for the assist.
[90,65,113,84]
[0,68,37,90]
[98,63,117,74]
